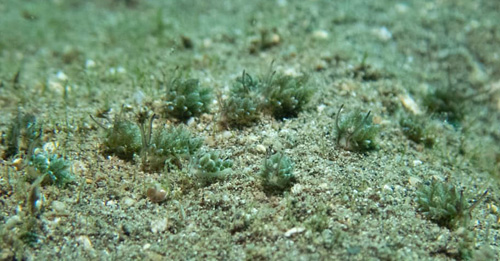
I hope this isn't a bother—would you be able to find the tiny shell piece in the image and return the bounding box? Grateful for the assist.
[408,177,422,186]
[284,227,306,237]
[12,158,23,170]
[77,236,94,252]
[413,160,423,166]
[255,144,267,154]
[151,218,168,233]
[399,94,422,115]
[146,187,167,203]
[291,184,303,195]
[312,30,329,40]
[489,204,498,214]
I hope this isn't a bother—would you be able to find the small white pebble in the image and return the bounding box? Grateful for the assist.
[85,59,96,68]
[291,184,303,195]
[202,38,212,48]
[133,90,145,105]
[186,117,197,127]
[408,176,422,186]
[48,80,64,94]
[413,160,423,166]
[222,131,232,139]
[395,3,409,13]
[383,184,393,192]
[394,185,405,193]
[269,34,281,45]
[50,217,61,226]
[255,144,267,154]
[374,26,392,41]
[283,67,299,77]
[116,66,126,74]
[56,71,68,81]
[312,29,329,40]
[284,227,306,237]
[122,197,136,207]
[77,236,94,252]
[122,104,133,112]
[317,104,326,113]
[51,201,66,213]
[151,218,168,234]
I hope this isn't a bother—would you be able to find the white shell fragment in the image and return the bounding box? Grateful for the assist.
[151,218,168,234]
[51,201,67,213]
[373,26,392,41]
[291,184,303,195]
[77,236,94,252]
[399,94,422,115]
[312,29,329,40]
[122,197,136,207]
[284,227,306,237]
[85,59,96,68]
[408,177,422,186]
[56,71,68,81]
[255,144,267,154]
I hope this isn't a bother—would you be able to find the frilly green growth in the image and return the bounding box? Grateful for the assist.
[164,78,212,121]
[221,71,262,127]
[399,114,435,148]
[146,125,203,171]
[103,118,142,161]
[4,112,42,159]
[335,105,379,152]
[259,152,296,194]
[262,74,313,119]
[29,151,74,187]
[194,151,233,186]
[416,179,468,229]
